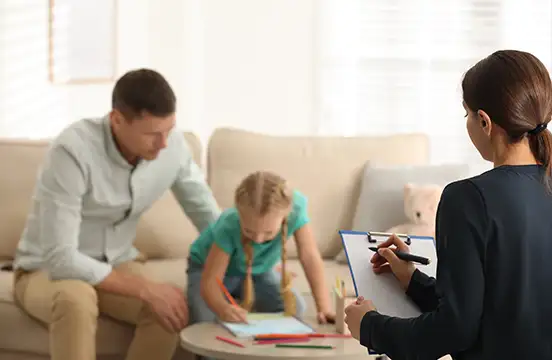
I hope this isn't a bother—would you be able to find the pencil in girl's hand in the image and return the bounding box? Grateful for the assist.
[216,277,239,307]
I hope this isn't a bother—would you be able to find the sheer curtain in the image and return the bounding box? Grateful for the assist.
[315,0,552,165]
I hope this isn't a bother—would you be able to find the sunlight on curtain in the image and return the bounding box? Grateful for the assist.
[0,0,68,139]
[316,0,552,165]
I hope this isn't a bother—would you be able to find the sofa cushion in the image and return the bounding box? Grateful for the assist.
[206,128,430,259]
[0,132,202,260]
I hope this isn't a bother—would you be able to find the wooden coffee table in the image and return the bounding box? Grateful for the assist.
[179,320,382,360]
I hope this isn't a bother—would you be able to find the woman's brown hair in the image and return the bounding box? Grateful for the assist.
[234,171,296,315]
[462,50,552,190]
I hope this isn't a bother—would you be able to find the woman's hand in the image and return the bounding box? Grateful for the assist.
[370,234,417,290]
[344,296,376,341]
[219,304,249,323]
[316,310,336,324]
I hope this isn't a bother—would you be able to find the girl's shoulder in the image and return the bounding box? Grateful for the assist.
[291,189,308,210]
[288,190,309,227]
[209,207,241,235]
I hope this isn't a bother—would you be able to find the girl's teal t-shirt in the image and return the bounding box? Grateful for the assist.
[188,190,309,275]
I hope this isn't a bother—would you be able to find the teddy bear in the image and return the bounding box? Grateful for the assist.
[386,182,443,238]
[334,182,442,264]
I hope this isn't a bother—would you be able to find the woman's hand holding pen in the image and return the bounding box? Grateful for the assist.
[370,234,417,290]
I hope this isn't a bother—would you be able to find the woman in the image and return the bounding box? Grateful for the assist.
[344,49,552,360]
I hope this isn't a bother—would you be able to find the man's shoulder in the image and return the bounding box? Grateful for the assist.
[52,116,106,159]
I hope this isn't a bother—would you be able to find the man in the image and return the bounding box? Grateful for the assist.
[12,69,220,360]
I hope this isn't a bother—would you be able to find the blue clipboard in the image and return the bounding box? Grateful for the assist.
[338,230,435,298]
[338,230,436,357]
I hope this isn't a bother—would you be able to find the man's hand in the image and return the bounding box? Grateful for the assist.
[140,282,189,333]
[371,234,417,290]
[344,296,376,341]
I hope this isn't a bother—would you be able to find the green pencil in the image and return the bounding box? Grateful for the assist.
[275,344,334,349]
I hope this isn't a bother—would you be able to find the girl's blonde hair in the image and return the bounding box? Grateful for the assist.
[234,171,296,315]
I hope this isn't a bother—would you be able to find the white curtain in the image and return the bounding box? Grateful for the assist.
[315,0,552,165]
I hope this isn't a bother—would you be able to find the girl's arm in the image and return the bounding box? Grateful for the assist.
[200,244,232,315]
[294,223,332,315]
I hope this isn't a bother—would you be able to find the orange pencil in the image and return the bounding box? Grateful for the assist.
[216,277,239,307]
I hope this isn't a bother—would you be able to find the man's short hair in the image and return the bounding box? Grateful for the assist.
[112,69,176,120]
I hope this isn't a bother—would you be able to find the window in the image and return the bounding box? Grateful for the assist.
[316,0,552,164]
[0,0,68,138]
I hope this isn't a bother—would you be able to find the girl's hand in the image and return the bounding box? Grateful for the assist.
[317,310,336,324]
[219,304,249,323]
[274,264,297,278]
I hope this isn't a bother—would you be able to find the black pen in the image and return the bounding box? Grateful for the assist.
[369,246,431,265]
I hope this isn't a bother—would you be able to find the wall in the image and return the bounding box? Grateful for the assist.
[0,0,317,142]
[202,0,316,141]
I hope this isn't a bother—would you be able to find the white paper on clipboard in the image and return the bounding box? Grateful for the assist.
[339,230,438,318]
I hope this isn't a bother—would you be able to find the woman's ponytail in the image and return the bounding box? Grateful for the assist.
[528,123,552,192]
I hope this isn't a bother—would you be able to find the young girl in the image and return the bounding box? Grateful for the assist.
[186,170,335,326]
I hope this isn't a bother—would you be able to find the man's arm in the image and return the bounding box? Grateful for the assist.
[359,180,487,360]
[38,145,112,284]
[171,135,220,233]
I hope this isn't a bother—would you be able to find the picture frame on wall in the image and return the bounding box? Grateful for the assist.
[48,0,117,84]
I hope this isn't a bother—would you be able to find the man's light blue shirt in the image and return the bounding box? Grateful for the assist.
[13,115,220,285]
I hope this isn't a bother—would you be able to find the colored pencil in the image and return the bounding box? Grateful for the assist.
[275,344,334,349]
[255,333,352,340]
[215,335,245,348]
[309,333,352,338]
[255,334,310,340]
[215,277,239,307]
[255,338,311,345]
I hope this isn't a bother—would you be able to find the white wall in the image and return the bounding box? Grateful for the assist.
[0,0,317,142]
[202,0,316,141]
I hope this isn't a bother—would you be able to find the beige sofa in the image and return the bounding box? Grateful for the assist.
[0,127,429,360]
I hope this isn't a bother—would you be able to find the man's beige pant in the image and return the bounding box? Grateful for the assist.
[13,260,179,360]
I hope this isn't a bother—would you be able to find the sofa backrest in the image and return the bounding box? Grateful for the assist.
[206,128,430,259]
[0,133,202,260]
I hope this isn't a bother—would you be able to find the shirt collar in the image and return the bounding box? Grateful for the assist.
[102,114,134,169]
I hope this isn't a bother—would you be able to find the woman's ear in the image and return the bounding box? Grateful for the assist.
[477,109,493,137]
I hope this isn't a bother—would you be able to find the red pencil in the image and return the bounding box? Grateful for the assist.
[216,335,245,348]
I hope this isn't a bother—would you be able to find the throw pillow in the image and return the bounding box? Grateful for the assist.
[335,162,471,263]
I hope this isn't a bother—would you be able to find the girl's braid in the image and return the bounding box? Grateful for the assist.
[235,171,295,315]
